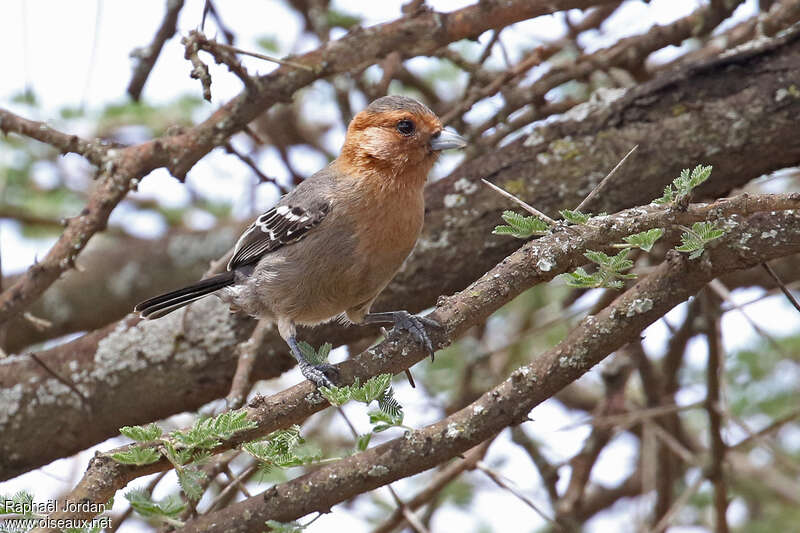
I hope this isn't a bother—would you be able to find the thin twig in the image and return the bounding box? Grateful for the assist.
[762,261,800,314]
[702,290,729,533]
[28,352,90,411]
[226,319,272,410]
[214,41,313,71]
[575,145,638,213]
[128,0,185,101]
[708,279,788,357]
[335,406,429,533]
[223,141,288,192]
[476,460,563,530]
[650,474,704,533]
[480,178,558,225]
[205,464,258,513]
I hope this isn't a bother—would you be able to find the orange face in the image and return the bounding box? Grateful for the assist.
[339,96,462,180]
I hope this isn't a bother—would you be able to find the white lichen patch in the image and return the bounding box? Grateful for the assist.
[444,193,466,208]
[523,130,546,147]
[32,378,83,412]
[446,422,463,439]
[536,254,556,272]
[625,298,654,317]
[760,229,778,239]
[472,404,485,416]
[561,87,627,122]
[368,464,389,477]
[453,177,479,195]
[416,232,450,251]
[0,383,24,427]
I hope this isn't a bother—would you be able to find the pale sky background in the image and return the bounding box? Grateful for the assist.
[2,1,798,532]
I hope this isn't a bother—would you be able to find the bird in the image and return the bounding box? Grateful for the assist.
[135,95,467,388]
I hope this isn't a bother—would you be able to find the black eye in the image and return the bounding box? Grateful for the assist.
[396,119,415,136]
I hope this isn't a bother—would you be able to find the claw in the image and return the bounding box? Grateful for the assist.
[299,361,338,389]
[393,311,439,361]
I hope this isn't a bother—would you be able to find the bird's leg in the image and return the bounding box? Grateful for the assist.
[287,337,338,388]
[278,318,338,388]
[363,311,439,361]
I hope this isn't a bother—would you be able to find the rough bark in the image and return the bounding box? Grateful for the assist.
[3,27,800,481]
[37,201,800,532]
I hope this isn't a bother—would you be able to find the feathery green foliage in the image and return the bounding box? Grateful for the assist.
[124,489,185,525]
[565,249,637,289]
[176,467,208,502]
[265,520,306,533]
[173,410,257,450]
[320,374,392,406]
[297,341,332,366]
[653,165,712,205]
[242,426,319,469]
[493,210,549,238]
[110,446,161,466]
[559,209,592,224]
[675,221,727,259]
[120,423,162,442]
[619,228,664,252]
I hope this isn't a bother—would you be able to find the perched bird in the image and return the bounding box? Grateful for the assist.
[135,95,467,387]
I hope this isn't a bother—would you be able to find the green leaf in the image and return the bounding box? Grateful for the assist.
[564,267,604,289]
[161,440,194,467]
[319,383,353,406]
[265,520,305,533]
[654,165,712,204]
[350,374,392,404]
[111,446,162,466]
[377,389,403,420]
[173,410,257,450]
[120,423,162,442]
[325,8,362,29]
[256,35,280,53]
[177,466,207,502]
[298,341,332,366]
[493,210,550,239]
[675,221,726,259]
[125,489,185,520]
[356,433,372,451]
[242,426,314,469]
[566,249,636,290]
[11,88,38,107]
[559,209,592,224]
[622,228,664,252]
[0,490,34,515]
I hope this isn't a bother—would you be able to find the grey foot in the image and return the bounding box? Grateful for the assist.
[298,361,338,389]
[367,311,439,361]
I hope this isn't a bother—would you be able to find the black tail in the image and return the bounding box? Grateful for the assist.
[134,272,235,319]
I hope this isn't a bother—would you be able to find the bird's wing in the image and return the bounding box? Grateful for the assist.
[227,202,330,270]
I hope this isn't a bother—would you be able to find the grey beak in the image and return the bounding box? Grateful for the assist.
[430,128,467,151]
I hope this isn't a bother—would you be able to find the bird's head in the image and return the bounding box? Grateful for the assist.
[338,95,466,185]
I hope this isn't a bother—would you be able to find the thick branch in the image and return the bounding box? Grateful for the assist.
[175,212,800,533]
[29,195,800,529]
[5,28,800,478]
[2,224,243,352]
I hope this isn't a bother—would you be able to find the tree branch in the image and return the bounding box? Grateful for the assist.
[127,0,185,101]
[5,26,800,478]
[174,210,800,533]
[29,194,800,530]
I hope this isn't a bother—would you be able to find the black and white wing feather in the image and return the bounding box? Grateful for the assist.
[227,202,330,270]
